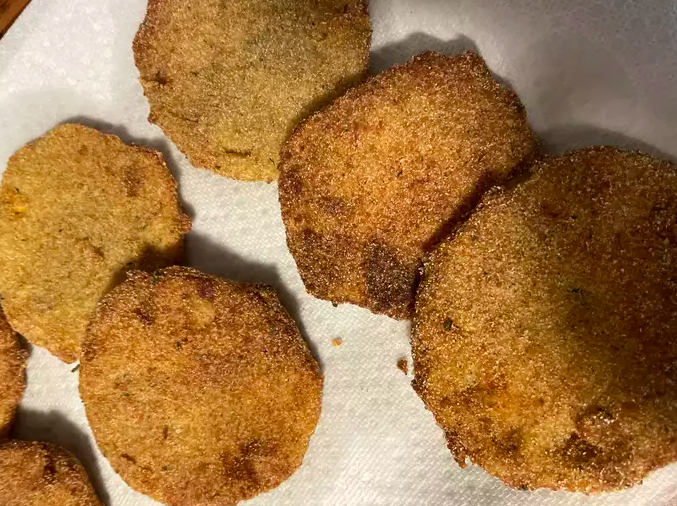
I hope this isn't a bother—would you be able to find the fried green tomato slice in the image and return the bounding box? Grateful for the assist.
[0,441,102,506]
[413,147,677,493]
[0,124,191,363]
[80,267,323,506]
[133,0,371,181]
[0,308,26,438]
[279,51,536,319]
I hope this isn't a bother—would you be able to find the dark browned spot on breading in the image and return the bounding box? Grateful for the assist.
[494,428,523,460]
[439,396,453,409]
[223,149,253,158]
[121,453,137,464]
[576,405,615,438]
[123,166,144,198]
[134,306,154,326]
[42,453,57,482]
[298,228,352,295]
[197,278,215,300]
[365,243,416,314]
[561,433,601,469]
[280,166,304,197]
[153,70,169,86]
[222,451,258,488]
[319,195,350,217]
[445,431,469,468]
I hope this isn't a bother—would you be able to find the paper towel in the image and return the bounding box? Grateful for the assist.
[1,1,676,505]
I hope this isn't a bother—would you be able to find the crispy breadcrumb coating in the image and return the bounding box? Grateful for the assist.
[0,441,102,506]
[0,308,26,438]
[413,147,677,492]
[279,51,536,319]
[80,267,322,506]
[134,0,371,181]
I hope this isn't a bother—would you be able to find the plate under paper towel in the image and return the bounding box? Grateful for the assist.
[0,1,676,505]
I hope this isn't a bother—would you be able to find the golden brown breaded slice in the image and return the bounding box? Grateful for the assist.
[80,267,323,506]
[0,440,102,506]
[279,51,536,319]
[0,308,26,438]
[0,124,191,363]
[133,0,371,181]
[413,147,677,493]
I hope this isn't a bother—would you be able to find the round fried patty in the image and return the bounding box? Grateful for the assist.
[413,147,677,492]
[0,124,191,362]
[0,308,26,438]
[80,267,323,506]
[133,0,371,181]
[0,440,102,506]
[279,51,536,319]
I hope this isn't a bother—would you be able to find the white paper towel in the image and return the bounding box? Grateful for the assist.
[1,1,677,505]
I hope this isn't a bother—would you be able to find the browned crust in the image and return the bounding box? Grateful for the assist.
[80,266,322,506]
[133,0,371,181]
[279,50,537,320]
[0,123,191,362]
[0,308,26,439]
[413,146,677,493]
[0,440,102,506]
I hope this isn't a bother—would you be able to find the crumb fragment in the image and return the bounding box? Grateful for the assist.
[331,338,343,347]
[397,358,408,375]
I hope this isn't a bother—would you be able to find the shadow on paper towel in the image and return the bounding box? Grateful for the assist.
[540,124,677,163]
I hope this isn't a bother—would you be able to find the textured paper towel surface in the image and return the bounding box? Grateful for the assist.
[1,1,677,505]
